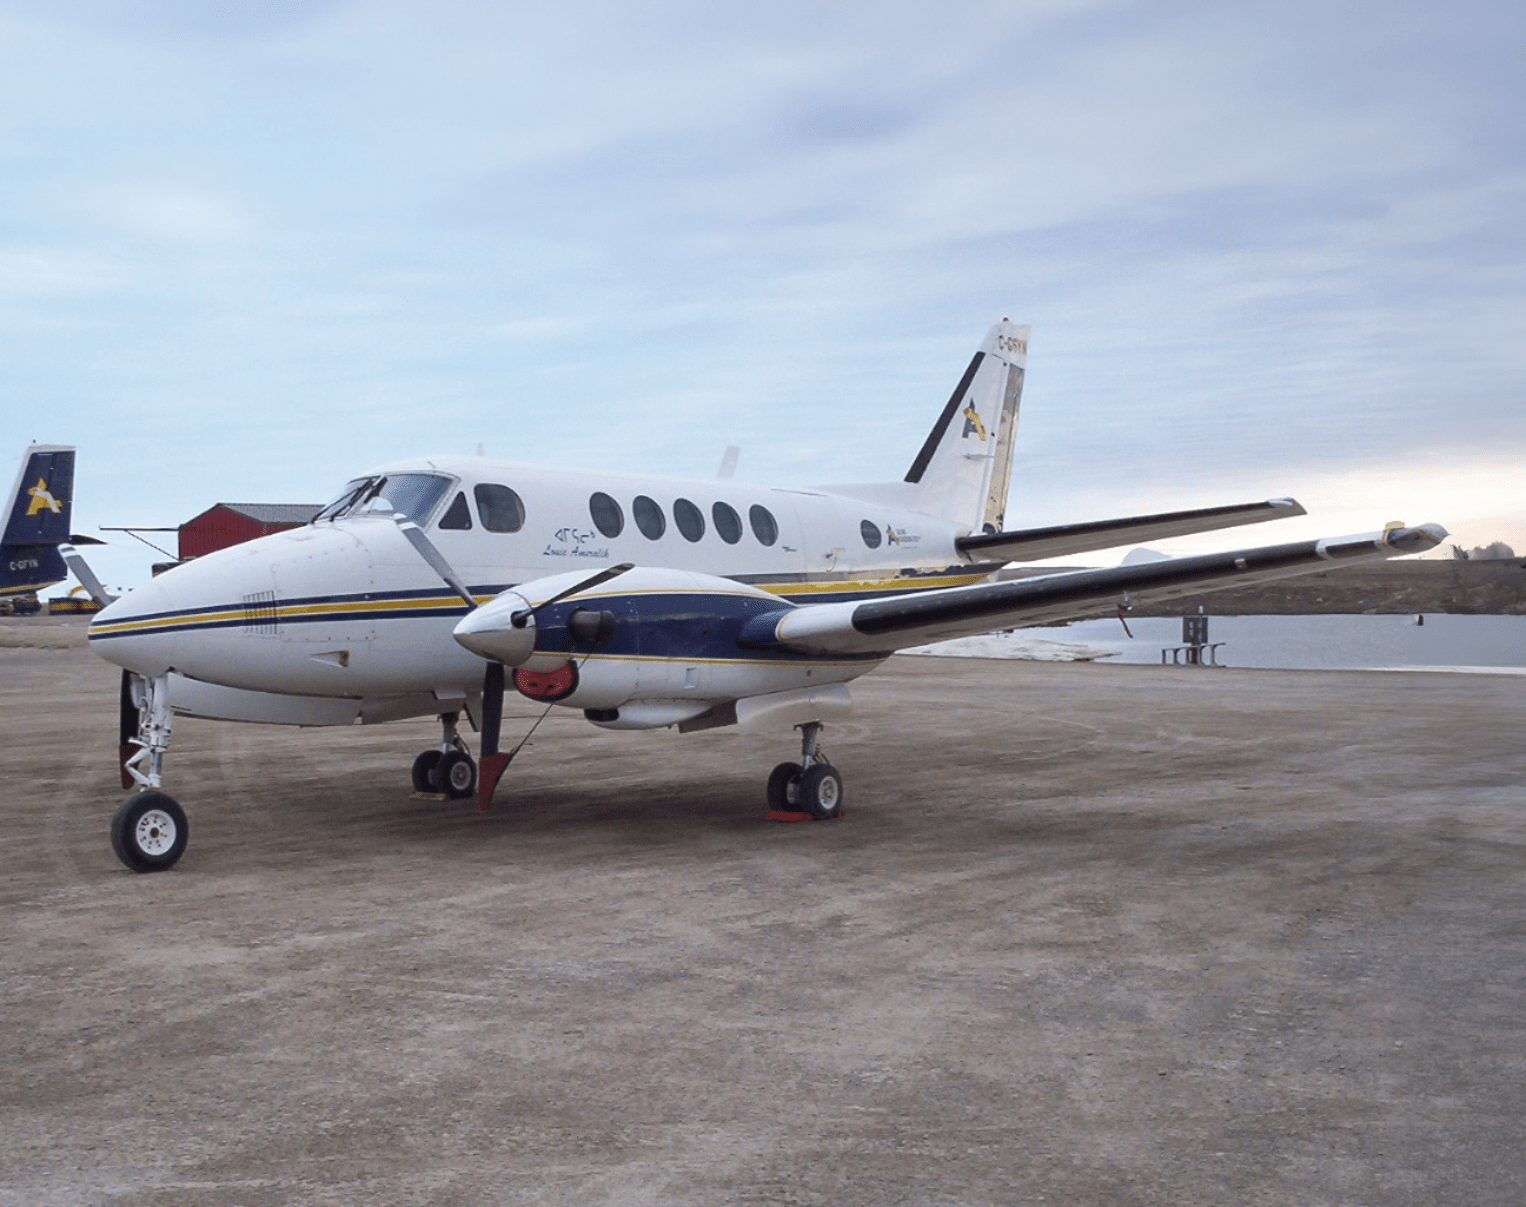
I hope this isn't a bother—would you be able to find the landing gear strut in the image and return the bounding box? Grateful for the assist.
[113,671,189,872]
[766,721,843,820]
[410,711,477,800]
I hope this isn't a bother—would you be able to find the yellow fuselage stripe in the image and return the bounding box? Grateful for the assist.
[89,574,992,637]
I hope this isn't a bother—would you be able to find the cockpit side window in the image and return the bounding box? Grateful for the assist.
[475,484,526,533]
[437,492,473,530]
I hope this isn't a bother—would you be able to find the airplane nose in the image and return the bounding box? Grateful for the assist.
[88,576,179,676]
[453,591,537,665]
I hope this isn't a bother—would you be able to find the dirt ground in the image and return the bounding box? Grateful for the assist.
[3,618,1524,1205]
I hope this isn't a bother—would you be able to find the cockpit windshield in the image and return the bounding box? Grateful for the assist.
[314,478,371,522]
[312,473,453,526]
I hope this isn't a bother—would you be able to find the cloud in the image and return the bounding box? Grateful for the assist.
[0,0,1520,592]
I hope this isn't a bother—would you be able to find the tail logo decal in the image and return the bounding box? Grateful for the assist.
[961,401,987,441]
[26,478,62,517]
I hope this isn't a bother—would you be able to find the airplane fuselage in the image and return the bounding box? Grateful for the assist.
[89,455,996,713]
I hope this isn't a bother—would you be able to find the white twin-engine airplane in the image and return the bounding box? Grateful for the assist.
[87,320,1445,872]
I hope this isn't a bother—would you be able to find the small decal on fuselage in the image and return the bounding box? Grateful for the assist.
[545,526,610,559]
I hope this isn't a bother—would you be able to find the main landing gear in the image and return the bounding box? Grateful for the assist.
[766,721,843,820]
[409,711,478,800]
[112,671,189,872]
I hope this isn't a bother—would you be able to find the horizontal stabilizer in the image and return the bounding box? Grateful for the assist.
[60,543,115,606]
[741,523,1446,656]
[955,498,1307,563]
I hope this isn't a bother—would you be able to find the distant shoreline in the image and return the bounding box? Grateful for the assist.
[1002,560,1526,616]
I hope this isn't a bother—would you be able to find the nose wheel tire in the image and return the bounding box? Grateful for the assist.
[432,750,478,800]
[111,791,188,873]
[411,749,442,793]
[766,762,803,811]
[798,764,843,819]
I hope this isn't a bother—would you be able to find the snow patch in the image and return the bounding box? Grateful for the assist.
[901,631,1120,662]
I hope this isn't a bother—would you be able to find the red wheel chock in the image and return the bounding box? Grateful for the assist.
[765,809,842,823]
[477,751,516,812]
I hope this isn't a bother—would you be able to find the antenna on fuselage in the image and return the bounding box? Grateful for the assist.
[717,445,739,479]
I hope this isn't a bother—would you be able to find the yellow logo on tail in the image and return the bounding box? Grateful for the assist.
[26,478,61,516]
[961,401,987,440]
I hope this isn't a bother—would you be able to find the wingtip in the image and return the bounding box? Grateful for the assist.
[1384,522,1448,553]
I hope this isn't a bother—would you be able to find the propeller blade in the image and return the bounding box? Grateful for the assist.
[476,660,514,812]
[61,544,115,606]
[392,515,477,609]
[481,662,504,757]
[510,562,635,627]
[119,670,139,789]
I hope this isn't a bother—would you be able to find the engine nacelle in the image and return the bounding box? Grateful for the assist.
[453,566,876,728]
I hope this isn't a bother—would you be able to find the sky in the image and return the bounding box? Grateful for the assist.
[2,0,1523,590]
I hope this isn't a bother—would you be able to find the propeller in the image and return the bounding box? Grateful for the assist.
[510,562,634,628]
[390,513,634,810]
[391,516,476,608]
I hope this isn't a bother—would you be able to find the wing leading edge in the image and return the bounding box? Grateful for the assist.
[954,498,1307,563]
[740,523,1447,656]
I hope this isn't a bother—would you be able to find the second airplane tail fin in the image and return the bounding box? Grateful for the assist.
[3,444,76,548]
[902,320,1028,532]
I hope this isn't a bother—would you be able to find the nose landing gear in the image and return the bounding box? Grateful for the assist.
[766,721,843,821]
[409,711,478,800]
[112,671,189,872]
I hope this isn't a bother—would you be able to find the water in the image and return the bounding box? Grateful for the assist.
[1030,613,1526,673]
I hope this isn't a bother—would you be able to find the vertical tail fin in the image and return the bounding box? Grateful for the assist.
[1,444,77,597]
[903,321,1028,531]
[4,444,76,547]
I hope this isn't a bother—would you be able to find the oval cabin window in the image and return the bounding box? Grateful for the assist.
[633,495,665,540]
[749,504,778,547]
[589,491,624,538]
[674,498,705,542]
[860,519,882,548]
[712,501,742,545]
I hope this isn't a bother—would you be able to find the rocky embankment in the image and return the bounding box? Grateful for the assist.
[996,559,1526,616]
[1131,560,1526,616]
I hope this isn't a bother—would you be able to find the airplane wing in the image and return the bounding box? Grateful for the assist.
[953,498,1306,563]
[741,523,1446,656]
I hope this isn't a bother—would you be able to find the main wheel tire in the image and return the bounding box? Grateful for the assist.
[411,749,442,793]
[111,791,188,873]
[766,762,803,811]
[798,764,843,819]
[432,750,478,800]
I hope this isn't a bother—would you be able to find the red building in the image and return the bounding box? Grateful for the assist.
[178,503,323,560]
